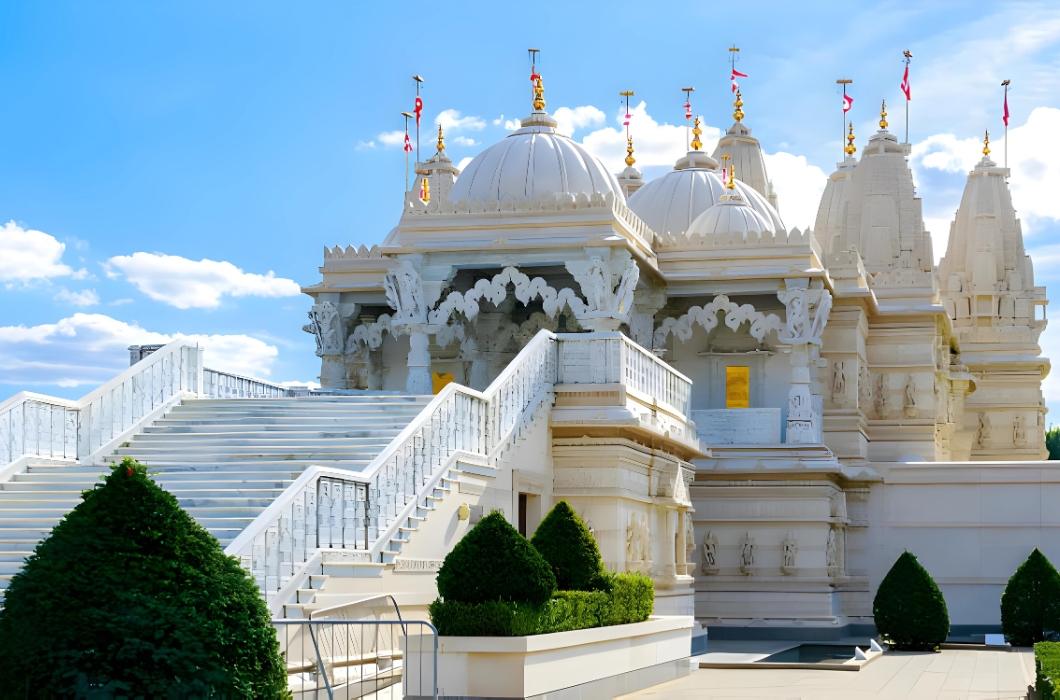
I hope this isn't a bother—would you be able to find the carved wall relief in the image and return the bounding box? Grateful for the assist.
[383,260,428,325]
[701,530,719,574]
[976,412,991,448]
[832,360,847,403]
[625,512,651,573]
[903,374,918,418]
[872,373,886,418]
[1013,412,1027,448]
[739,532,756,574]
[781,532,798,574]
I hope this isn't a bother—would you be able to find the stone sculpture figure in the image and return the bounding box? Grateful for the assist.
[826,529,838,568]
[903,374,918,418]
[383,261,427,324]
[976,412,990,448]
[782,532,798,571]
[701,530,719,573]
[832,360,846,401]
[873,373,886,418]
[626,512,650,566]
[684,511,696,559]
[1013,413,1027,447]
[739,532,755,573]
[858,362,871,412]
[302,302,344,357]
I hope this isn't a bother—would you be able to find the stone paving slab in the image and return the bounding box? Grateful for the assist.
[619,649,1034,700]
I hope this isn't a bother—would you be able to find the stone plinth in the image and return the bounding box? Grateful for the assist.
[403,616,693,699]
[693,408,781,445]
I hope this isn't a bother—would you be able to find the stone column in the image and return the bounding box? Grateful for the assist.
[405,327,433,395]
[786,344,816,443]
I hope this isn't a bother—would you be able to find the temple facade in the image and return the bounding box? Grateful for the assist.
[299,78,1055,638]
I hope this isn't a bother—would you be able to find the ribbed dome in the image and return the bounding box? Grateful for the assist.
[627,152,784,237]
[688,192,777,240]
[449,110,622,203]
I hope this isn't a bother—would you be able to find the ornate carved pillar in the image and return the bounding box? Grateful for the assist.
[564,247,640,333]
[778,280,832,444]
[303,301,348,389]
[384,260,433,395]
[405,328,433,394]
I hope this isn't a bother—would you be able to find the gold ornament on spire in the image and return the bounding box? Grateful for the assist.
[533,76,546,111]
[879,100,888,129]
[625,136,636,167]
[733,89,744,123]
[691,116,703,151]
[982,129,991,156]
[436,125,445,152]
[727,164,736,189]
[844,122,857,156]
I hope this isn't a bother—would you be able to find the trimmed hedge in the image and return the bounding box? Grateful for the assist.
[430,572,655,637]
[1037,642,1060,700]
[436,510,556,606]
[531,500,607,591]
[1002,548,1060,645]
[0,458,288,697]
[873,550,950,651]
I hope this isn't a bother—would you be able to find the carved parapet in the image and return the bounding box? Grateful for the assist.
[656,226,816,250]
[324,244,383,260]
[403,190,614,217]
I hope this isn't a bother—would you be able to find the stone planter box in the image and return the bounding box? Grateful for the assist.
[403,615,693,699]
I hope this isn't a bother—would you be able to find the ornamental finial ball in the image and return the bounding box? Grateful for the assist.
[845,122,857,156]
[533,76,546,111]
[691,116,703,151]
[983,129,991,156]
[437,125,445,152]
[625,136,636,167]
[880,100,888,129]
[733,90,744,123]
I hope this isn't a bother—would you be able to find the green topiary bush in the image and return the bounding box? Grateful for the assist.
[1002,548,1060,645]
[873,550,950,651]
[1037,642,1060,699]
[0,458,288,697]
[530,500,607,591]
[429,573,654,636]
[436,510,556,606]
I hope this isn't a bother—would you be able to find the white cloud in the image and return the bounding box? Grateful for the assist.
[71,268,94,280]
[457,157,473,171]
[355,140,376,150]
[450,136,479,147]
[435,109,486,132]
[0,313,281,388]
[105,252,301,309]
[0,221,73,283]
[378,130,407,148]
[492,115,505,126]
[923,218,953,264]
[504,118,521,131]
[762,152,829,231]
[110,298,134,306]
[580,101,719,174]
[553,106,606,137]
[54,288,100,307]
[911,133,982,175]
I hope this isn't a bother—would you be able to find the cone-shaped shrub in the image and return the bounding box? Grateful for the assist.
[0,458,288,697]
[873,550,950,651]
[437,510,556,605]
[1002,548,1060,645]
[531,500,606,591]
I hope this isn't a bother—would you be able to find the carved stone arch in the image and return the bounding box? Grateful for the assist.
[652,295,785,349]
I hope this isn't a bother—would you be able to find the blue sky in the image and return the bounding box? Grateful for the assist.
[3,1,1060,415]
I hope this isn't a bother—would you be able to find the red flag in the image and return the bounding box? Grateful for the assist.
[623,112,631,126]
[843,93,853,113]
[684,101,692,120]
[1004,92,1010,126]
[530,69,540,84]
[731,68,748,93]
[901,65,911,100]
[721,167,729,187]
[414,96,423,128]
[403,132,413,153]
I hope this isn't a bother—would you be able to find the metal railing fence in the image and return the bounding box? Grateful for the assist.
[273,619,437,700]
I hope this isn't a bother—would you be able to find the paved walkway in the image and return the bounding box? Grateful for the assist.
[620,649,1036,700]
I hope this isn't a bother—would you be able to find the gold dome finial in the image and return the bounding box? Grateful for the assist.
[533,76,546,111]
[625,136,636,167]
[879,100,888,129]
[844,122,857,156]
[691,116,703,151]
[982,129,991,155]
[733,89,744,122]
[436,125,445,152]
[727,164,736,190]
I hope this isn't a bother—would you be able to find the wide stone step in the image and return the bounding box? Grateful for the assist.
[180,396,430,405]
[129,435,401,446]
[143,422,412,433]
[111,449,385,461]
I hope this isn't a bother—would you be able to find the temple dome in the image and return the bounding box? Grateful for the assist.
[449,110,622,203]
[628,151,784,237]
[687,191,777,240]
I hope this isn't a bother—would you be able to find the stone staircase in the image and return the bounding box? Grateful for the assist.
[0,395,431,593]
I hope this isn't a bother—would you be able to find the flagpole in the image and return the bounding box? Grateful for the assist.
[1002,79,1010,169]
[413,75,424,164]
[529,48,540,106]
[401,111,413,192]
[903,51,912,144]
[682,87,694,150]
[837,79,852,159]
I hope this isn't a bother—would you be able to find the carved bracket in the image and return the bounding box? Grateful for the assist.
[653,294,785,349]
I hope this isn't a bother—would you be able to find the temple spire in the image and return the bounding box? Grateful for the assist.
[844,122,857,156]
[625,136,636,167]
[880,100,888,130]
[733,89,745,123]
[982,129,991,156]
[691,116,703,151]
[436,125,446,153]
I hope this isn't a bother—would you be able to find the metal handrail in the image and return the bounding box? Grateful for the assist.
[273,619,437,700]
